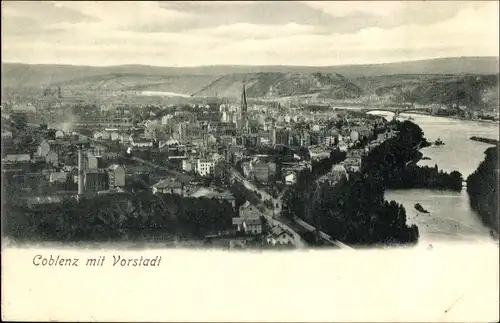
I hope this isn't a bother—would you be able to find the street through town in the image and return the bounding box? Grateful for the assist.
[230,167,355,249]
[230,168,307,248]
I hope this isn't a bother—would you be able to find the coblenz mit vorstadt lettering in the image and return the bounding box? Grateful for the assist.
[33,255,79,267]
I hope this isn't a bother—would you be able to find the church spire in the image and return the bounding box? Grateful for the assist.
[241,83,247,115]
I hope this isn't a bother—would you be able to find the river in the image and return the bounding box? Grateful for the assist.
[367,111,499,243]
[140,91,191,98]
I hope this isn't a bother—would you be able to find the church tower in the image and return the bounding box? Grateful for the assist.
[238,83,249,133]
[241,83,248,116]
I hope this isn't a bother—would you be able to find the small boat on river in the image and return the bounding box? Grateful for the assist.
[434,138,445,146]
[414,203,430,214]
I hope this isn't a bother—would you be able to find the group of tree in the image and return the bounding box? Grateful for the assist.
[467,145,499,237]
[377,75,499,109]
[281,171,419,246]
[387,164,463,191]
[3,192,236,242]
[230,182,262,211]
[361,120,461,191]
[280,120,444,246]
[310,149,347,178]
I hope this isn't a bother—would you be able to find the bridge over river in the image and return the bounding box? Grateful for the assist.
[362,107,432,116]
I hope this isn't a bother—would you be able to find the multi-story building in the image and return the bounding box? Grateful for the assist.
[152,179,184,195]
[243,134,259,148]
[270,128,277,146]
[49,171,68,183]
[284,172,297,185]
[85,154,98,169]
[195,159,214,177]
[108,165,125,189]
[55,130,65,139]
[221,111,229,123]
[131,138,153,148]
[324,136,337,146]
[45,151,59,167]
[253,161,270,183]
[267,227,294,245]
[2,153,31,163]
[221,136,235,147]
[1,131,13,139]
[182,159,193,172]
[344,149,365,173]
[300,131,311,147]
[75,117,133,130]
[233,201,263,235]
[275,129,289,146]
[242,161,252,178]
[37,140,51,157]
[84,169,109,193]
[88,144,107,157]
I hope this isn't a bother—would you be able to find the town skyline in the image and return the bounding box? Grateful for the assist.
[2,1,498,67]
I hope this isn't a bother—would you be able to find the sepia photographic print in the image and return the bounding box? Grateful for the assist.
[1,1,499,321]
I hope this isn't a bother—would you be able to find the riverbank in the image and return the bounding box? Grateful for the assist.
[470,136,499,145]
[281,121,430,247]
[466,145,499,238]
[363,120,463,192]
[402,112,500,125]
[378,112,498,242]
[366,109,500,126]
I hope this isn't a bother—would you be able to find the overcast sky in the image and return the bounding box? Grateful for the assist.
[1,1,498,67]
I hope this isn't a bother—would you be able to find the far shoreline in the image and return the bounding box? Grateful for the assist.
[397,111,500,125]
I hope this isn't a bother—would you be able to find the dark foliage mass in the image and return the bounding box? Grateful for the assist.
[363,121,462,191]
[281,123,433,246]
[467,146,499,236]
[385,165,463,191]
[282,170,419,246]
[406,75,498,107]
[3,192,236,242]
[311,149,347,178]
[281,120,465,246]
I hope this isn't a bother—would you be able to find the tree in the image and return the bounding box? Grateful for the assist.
[47,129,57,140]
[11,113,27,131]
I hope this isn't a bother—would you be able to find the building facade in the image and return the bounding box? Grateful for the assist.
[195,159,214,177]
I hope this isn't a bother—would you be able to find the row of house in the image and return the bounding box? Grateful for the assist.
[232,201,294,245]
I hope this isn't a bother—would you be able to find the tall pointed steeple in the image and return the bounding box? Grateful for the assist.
[241,83,247,115]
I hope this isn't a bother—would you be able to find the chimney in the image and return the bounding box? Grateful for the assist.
[78,147,84,195]
[74,140,90,196]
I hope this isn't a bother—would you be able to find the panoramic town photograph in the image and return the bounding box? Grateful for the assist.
[1,0,499,250]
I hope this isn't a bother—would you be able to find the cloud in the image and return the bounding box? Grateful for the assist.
[52,1,193,31]
[1,0,96,37]
[154,1,335,32]
[302,1,481,30]
[1,1,498,66]
[209,2,498,65]
[2,1,95,23]
[192,23,328,40]
[302,1,405,17]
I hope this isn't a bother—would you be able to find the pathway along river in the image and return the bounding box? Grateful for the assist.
[367,111,498,243]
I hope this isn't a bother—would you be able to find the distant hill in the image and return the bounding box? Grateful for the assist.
[366,74,499,109]
[48,73,219,96]
[2,56,498,90]
[324,57,499,77]
[1,57,498,109]
[193,72,363,99]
